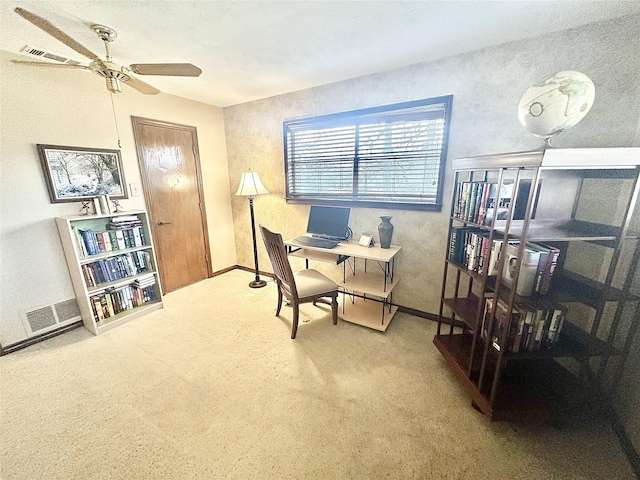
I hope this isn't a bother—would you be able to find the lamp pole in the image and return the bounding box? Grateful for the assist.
[235,170,269,289]
[248,195,266,288]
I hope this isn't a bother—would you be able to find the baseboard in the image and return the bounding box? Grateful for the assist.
[0,320,83,356]
[211,265,239,277]
[233,264,275,279]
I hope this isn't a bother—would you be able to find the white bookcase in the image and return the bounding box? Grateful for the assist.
[55,209,163,335]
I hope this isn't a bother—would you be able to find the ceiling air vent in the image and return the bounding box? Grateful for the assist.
[20,44,81,65]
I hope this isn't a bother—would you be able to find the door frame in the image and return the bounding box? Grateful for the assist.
[131,116,213,286]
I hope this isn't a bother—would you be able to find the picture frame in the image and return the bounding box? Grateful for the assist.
[37,144,128,203]
[359,233,375,247]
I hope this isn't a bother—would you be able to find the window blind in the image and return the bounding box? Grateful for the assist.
[284,96,452,210]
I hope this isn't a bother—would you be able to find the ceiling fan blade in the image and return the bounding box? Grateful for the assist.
[125,76,161,95]
[14,7,101,61]
[129,63,202,77]
[11,59,92,71]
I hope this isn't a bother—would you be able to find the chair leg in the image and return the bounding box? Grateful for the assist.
[275,287,283,316]
[291,303,300,339]
[331,293,338,325]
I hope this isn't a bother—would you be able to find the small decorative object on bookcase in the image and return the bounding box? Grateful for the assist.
[378,216,394,249]
[80,201,92,215]
[111,199,123,212]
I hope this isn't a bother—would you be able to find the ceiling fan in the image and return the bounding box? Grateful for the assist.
[11,7,202,95]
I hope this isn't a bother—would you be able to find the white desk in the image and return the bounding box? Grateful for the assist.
[285,239,402,332]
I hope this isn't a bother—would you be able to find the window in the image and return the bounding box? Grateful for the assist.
[283,95,453,211]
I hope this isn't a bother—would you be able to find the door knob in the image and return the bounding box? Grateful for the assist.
[157,221,172,225]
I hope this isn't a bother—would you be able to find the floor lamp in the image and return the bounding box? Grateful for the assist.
[235,171,269,288]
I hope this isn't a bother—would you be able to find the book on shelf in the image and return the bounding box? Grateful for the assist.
[465,230,489,272]
[490,299,520,353]
[454,179,541,225]
[528,242,560,294]
[484,300,567,353]
[484,179,541,225]
[448,226,477,265]
[537,243,560,294]
[82,252,152,287]
[110,215,141,223]
[501,243,543,296]
[543,302,567,348]
[481,298,493,341]
[72,226,88,258]
[89,282,158,322]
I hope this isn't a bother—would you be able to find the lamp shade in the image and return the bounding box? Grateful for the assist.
[235,171,269,197]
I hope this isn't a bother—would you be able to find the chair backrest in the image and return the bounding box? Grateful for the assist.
[259,225,297,300]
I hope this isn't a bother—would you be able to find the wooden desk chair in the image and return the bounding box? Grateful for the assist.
[259,225,338,339]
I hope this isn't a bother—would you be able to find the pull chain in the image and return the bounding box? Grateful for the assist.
[110,91,122,148]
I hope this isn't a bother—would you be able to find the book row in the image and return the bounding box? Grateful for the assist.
[454,180,535,225]
[72,220,146,257]
[454,181,499,225]
[448,226,559,297]
[483,297,566,353]
[90,282,158,323]
[82,251,153,287]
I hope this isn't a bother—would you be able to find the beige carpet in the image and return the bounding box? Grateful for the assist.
[0,269,635,479]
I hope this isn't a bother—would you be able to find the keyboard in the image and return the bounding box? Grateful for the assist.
[292,236,339,249]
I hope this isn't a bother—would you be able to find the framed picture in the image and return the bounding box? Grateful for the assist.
[37,144,128,203]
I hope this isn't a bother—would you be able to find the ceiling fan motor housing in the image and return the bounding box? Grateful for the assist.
[90,60,131,93]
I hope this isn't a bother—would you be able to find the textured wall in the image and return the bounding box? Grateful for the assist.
[224,13,640,450]
[225,13,640,311]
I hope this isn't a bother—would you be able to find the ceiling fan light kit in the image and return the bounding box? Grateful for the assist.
[12,7,202,96]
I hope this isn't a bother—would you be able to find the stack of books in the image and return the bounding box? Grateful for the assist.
[134,273,156,289]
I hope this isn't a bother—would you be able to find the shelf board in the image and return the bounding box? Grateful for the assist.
[552,270,640,306]
[339,295,398,332]
[87,270,159,294]
[79,245,153,264]
[442,296,482,330]
[452,147,640,171]
[442,292,619,359]
[337,269,398,298]
[445,259,487,281]
[434,333,593,421]
[496,219,623,243]
[288,248,346,264]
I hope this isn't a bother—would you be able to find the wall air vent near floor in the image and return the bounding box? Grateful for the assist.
[21,298,81,336]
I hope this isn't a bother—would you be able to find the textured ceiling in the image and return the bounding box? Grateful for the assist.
[2,1,639,107]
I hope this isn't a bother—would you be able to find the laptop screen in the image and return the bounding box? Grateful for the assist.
[306,206,350,239]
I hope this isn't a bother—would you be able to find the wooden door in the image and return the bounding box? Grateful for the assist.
[131,117,211,293]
